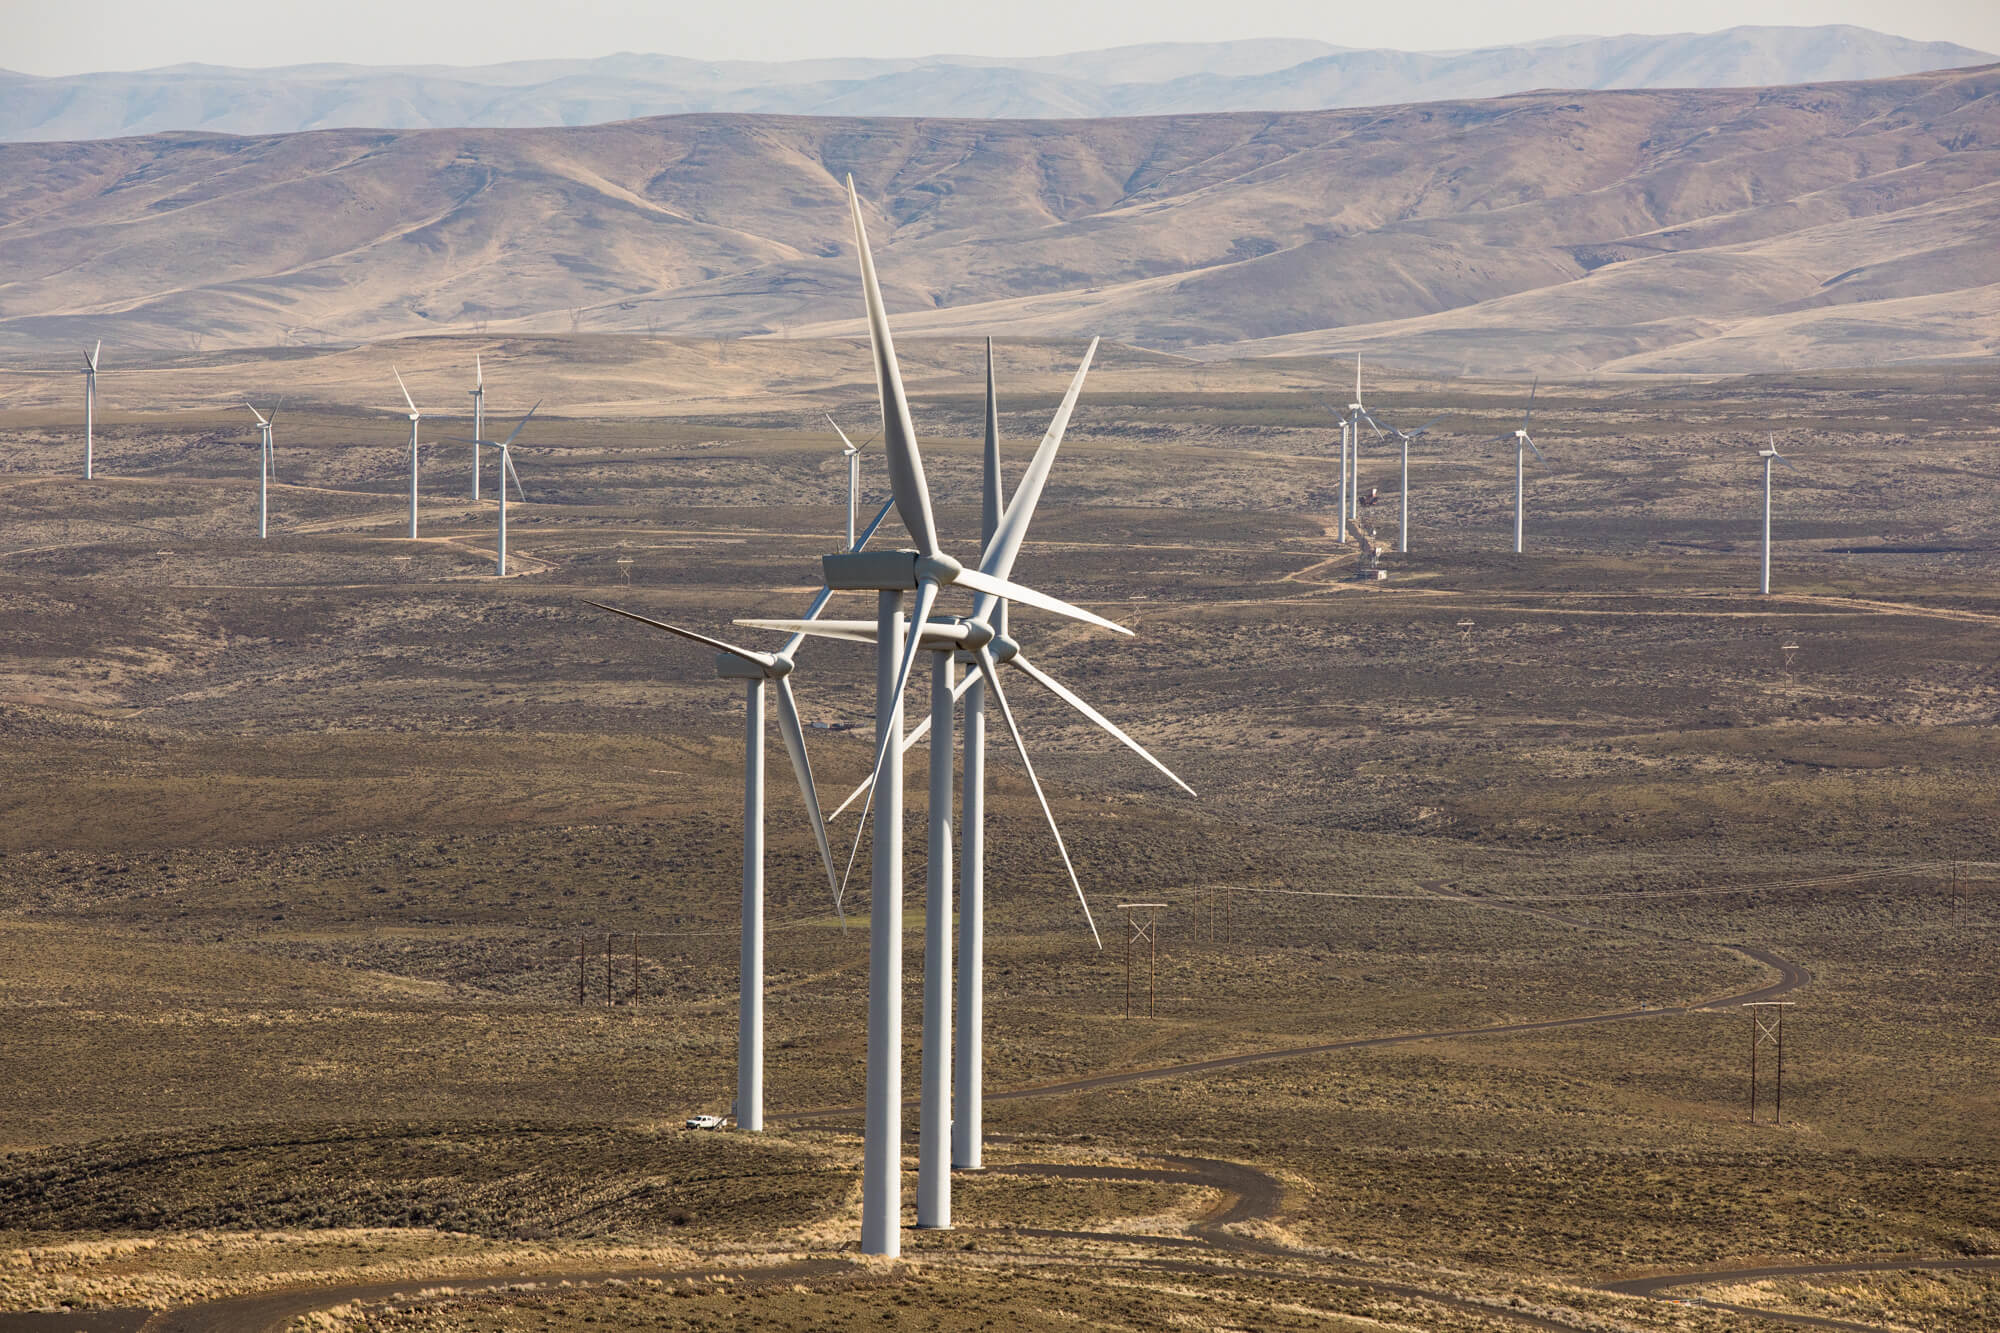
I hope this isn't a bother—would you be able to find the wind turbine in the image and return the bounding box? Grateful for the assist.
[1499,378,1545,554]
[581,598,845,1134]
[755,341,1193,1220]
[447,404,539,576]
[393,367,424,539]
[1759,434,1795,596]
[468,355,485,501]
[745,178,1131,1257]
[244,401,279,539]
[1376,413,1446,554]
[1347,358,1384,528]
[826,415,876,551]
[80,342,101,479]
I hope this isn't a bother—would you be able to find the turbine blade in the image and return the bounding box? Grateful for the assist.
[585,601,775,667]
[90,340,101,371]
[982,336,1003,547]
[826,413,860,454]
[244,402,267,426]
[1524,433,1546,464]
[978,337,1097,588]
[474,353,483,388]
[952,566,1130,637]
[847,176,939,557]
[855,496,896,551]
[774,676,841,907]
[393,366,418,416]
[978,644,1101,949]
[1522,376,1538,430]
[505,449,528,502]
[1408,413,1447,438]
[833,576,936,909]
[827,665,981,823]
[500,400,540,448]
[737,618,881,645]
[1008,653,1196,797]
[1355,355,1362,403]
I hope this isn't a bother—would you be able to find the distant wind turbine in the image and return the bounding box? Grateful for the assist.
[825,414,877,551]
[468,355,485,501]
[393,367,424,539]
[1498,378,1546,554]
[448,403,539,576]
[1376,412,1446,554]
[1348,357,1385,528]
[1759,433,1795,596]
[244,400,280,539]
[80,342,101,479]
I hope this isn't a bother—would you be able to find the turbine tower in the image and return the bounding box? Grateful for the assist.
[468,355,485,501]
[245,401,278,539]
[1759,434,1795,596]
[1347,358,1388,527]
[783,179,1129,1257]
[448,404,539,576]
[393,367,424,539]
[80,342,101,479]
[1501,379,1545,554]
[826,415,876,551]
[1377,413,1446,554]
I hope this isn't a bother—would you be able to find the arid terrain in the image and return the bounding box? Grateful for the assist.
[4,60,1999,373]
[0,334,1995,1330]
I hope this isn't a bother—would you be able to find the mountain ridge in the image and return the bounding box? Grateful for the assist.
[0,26,1988,142]
[2,62,1997,374]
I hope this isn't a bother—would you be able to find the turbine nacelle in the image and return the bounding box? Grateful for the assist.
[716,650,795,681]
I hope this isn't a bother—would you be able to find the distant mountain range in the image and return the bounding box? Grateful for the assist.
[0,25,1991,142]
[4,60,1998,375]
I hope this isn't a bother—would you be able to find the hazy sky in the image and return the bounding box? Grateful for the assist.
[3,0,1995,75]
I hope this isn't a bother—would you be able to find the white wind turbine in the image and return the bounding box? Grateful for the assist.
[80,342,101,479]
[468,355,485,501]
[447,404,539,576]
[826,414,876,551]
[392,367,425,539]
[795,337,1194,1191]
[1376,412,1446,554]
[742,178,1132,1257]
[1347,357,1386,529]
[1759,433,1795,596]
[1499,378,1546,554]
[588,490,897,1132]
[244,401,280,539]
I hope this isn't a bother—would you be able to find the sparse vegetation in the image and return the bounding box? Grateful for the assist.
[0,349,1995,1329]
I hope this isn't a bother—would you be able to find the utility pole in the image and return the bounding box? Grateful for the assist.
[1745,1002,1793,1124]
[1119,903,1166,1018]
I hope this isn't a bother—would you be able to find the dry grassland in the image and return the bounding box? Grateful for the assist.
[0,342,1996,1329]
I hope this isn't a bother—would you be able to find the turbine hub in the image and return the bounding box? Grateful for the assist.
[914,552,964,584]
[989,634,1021,664]
[961,618,996,649]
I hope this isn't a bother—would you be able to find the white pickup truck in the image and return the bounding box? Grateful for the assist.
[684,1113,730,1131]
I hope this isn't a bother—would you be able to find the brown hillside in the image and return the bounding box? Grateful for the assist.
[2,64,1997,372]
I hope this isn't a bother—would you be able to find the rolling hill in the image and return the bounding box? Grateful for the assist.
[1,62,1997,374]
[0,26,1989,142]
